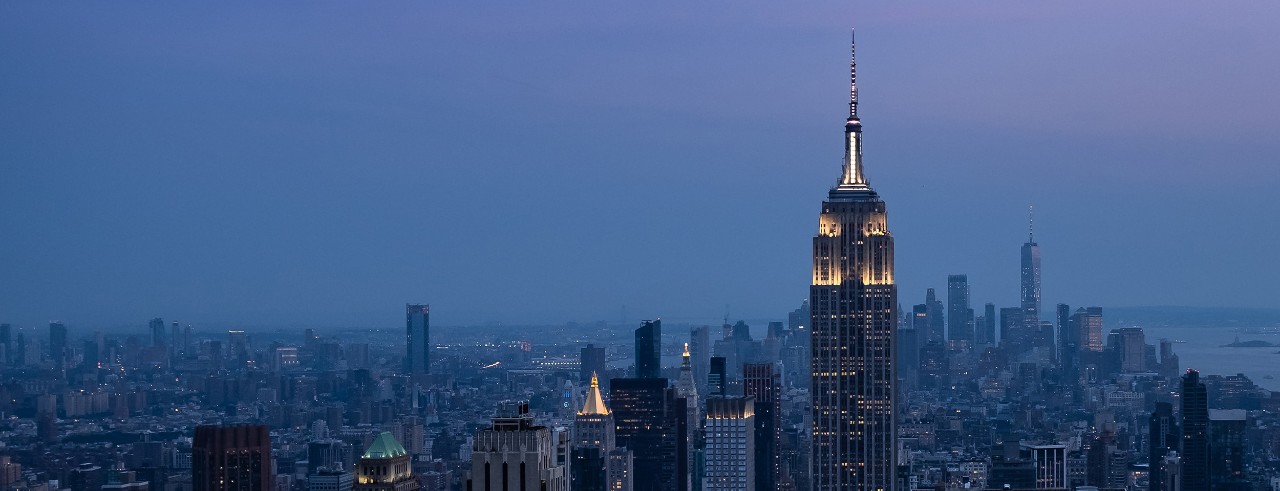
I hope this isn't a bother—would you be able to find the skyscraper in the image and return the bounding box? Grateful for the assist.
[999,308,1024,351]
[610,378,687,491]
[981,303,997,347]
[703,397,756,491]
[309,440,353,475]
[470,401,569,491]
[48,322,67,366]
[1073,307,1104,353]
[896,325,920,388]
[742,363,780,491]
[787,300,810,332]
[171,321,183,357]
[405,304,430,375]
[1149,402,1180,491]
[910,305,928,334]
[1207,410,1247,491]
[1029,445,1068,490]
[947,275,971,346]
[1116,328,1146,373]
[674,344,699,489]
[150,317,165,348]
[635,320,662,379]
[1158,339,1180,379]
[708,357,727,397]
[924,289,944,343]
[574,375,633,491]
[581,344,607,384]
[1181,370,1209,491]
[192,424,274,491]
[0,323,10,366]
[1021,209,1042,331]
[690,326,712,394]
[809,32,897,491]
[1056,304,1073,370]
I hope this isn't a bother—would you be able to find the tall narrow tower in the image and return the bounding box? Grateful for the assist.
[1020,208,1042,331]
[405,304,430,375]
[810,30,897,491]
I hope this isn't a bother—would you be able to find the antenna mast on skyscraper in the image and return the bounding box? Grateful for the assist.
[849,29,858,119]
[1028,205,1035,242]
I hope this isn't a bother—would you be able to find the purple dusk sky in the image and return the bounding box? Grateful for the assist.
[2,2,1278,329]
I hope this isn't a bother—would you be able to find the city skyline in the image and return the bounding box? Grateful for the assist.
[3,2,1279,328]
[3,6,1280,491]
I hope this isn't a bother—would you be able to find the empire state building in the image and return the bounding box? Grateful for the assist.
[810,31,897,491]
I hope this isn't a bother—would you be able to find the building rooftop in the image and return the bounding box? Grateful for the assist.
[361,432,407,459]
[579,374,609,416]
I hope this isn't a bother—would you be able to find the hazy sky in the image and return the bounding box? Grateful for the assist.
[2,2,1278,330]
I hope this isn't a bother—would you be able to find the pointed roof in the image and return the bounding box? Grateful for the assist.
[835,27,872,195]
[848,28,859,119]
[682,343,691,369]
[362,431,408,459]
[1028,205,1035,242]
[579,373,610,416]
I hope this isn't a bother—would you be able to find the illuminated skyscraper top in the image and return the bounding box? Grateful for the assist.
[810,29,897,491]
[834,30,871,196]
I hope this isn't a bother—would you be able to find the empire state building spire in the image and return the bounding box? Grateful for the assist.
[837,29,870,193]
[848,29,859,120]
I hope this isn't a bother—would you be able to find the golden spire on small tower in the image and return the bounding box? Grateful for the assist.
[579,371,610,415]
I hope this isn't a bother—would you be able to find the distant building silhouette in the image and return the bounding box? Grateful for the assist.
[1072,308,1104,353]
[150,317,166,348]
[635,320,661,379]
[1021,210,1042,331]
[405,304,430,375]
[924,289,944,343]
[999,308,1024,351]
[48,322,67,366]
[581,344,606,384]
[0,323,9,366]
[689,326,712,395]
[977,302,996,347]
[1116,328,1146,373]
[1057,303,1076,380]
[947,274,972,346]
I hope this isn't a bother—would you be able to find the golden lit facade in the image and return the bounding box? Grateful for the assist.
[810,32,897,491]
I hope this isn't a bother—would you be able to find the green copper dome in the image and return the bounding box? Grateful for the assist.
[362,431,408,459]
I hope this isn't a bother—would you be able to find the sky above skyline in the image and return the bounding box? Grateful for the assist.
[2,2,1278,330]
